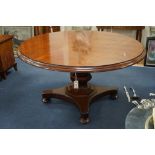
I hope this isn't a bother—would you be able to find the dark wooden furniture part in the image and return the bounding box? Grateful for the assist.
[34,26,60,35]
[96,26,145,42]
[18,31,145,123]
[0,35,17,80]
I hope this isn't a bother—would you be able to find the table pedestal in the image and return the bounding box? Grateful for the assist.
[42,73,118,124]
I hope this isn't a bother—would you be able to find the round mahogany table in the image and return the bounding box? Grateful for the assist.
[18,31,145,123]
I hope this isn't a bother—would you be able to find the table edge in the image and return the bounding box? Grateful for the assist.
[17,49,146,73]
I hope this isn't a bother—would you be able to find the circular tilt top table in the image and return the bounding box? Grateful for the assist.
[18,31,145,124]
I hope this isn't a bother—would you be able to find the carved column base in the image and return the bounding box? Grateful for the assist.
[42,73,118,124]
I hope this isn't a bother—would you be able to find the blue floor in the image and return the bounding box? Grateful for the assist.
[0,58,155,128]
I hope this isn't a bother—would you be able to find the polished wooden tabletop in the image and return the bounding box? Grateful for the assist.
[18,31,145,72]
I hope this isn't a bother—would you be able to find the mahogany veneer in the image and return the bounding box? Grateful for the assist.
[0,35,17,80]
[18,31,145,123]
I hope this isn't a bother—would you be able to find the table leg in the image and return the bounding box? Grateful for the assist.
[0,71,7,80]
[42,72,118,124]
[13,63,18,71]
[136,30,142,42]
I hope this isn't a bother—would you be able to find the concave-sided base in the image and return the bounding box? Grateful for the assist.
[42,73,118,124]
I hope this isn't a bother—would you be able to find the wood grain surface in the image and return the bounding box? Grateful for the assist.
[18,31,145,72]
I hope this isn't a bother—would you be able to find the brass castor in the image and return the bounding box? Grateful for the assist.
[42,98,51,104]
